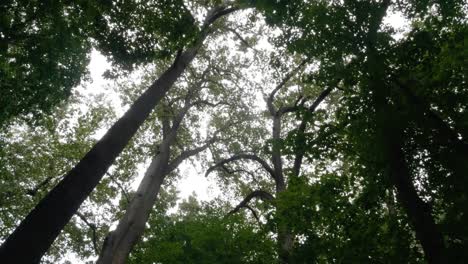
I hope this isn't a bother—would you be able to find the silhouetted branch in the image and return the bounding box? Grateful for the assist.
[227,190,274,218]
[75,212,98,255]
[292,86,335,176]
[105,172,131,203]
[267,59,309,116]
[206,154,276,180]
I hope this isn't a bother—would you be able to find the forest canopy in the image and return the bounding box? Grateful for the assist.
[0,0,467,263]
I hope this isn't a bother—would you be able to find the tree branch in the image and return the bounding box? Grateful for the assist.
[267,59,309,116]
[244,204,260,223]
[167,137,217,173]
[26,176,54,197]
[292,86,334,177]
[227,190,274,217]
[205,6,240,26]
[227,27,255,50]
[105,172,131,204]
[206,154,276,181]
[219,165,260,184]
[75,212,98,255]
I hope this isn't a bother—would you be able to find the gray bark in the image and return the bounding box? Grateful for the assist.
[97,71,222,263]
[97,135,172,264]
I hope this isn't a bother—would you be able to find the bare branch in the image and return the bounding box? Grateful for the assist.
[205,6,240,26]
[228,190,274,217]
[206,154,276,181]
[267,59,309,116]
[26,176,54,197]
[244,204,260,223]
[277,95,308,115]
[292,86,334,177]
[308,86,334,114]
[167,137,217,173]
[227,27,255,50]
[75,212,98,255]
[220,165,260,184]
[105,172,131,204]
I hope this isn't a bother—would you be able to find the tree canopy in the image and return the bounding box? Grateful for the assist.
[0,0,467,263]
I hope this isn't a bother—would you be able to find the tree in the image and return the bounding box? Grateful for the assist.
[128,192,275,264]
[0,88,146,263]
[97,43,247,263]
[205,43,337,262]
[0,2,239,262]
[0,0,198,127]
[2,0,467,263]
[247,0,467,262]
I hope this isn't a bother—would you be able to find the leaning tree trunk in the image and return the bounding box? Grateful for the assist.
[97,136,172,264]
[0,6,237,262]
[0,48,197,264]
[363,1,445,262]
[98,79,219,263]
[387,135,446,264]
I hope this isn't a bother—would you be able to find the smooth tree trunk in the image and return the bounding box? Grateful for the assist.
[0,6,237,262]
[271,114,293,264]
[97,135,172,264]
[98,77,218,263]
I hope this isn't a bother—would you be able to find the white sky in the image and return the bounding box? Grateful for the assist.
[86,50,222,202]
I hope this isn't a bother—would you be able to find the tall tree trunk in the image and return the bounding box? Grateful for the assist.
[276,182,293,264]
[0,6,237,262]
[386,136,446,264]
[271,115,293,264]
[0,47,198,264]
[97,76,220,263]
[97,137,172,264]
[363,1,445,261]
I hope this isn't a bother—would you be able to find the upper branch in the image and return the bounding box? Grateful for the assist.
[205,6,240,28]
[75,212,98,255]
[206,154,276,181]
[227,190,274,216]
[105,172,131,204]
[167,137,217,173]
[267,59,309,116]
[292,86,334,176]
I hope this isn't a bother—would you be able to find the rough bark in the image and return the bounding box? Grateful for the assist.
[0,6,237,263]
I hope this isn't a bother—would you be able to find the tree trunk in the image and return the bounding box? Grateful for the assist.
[97,139,171,264]
[0,6,237,262]
[276,184,293,264]
[387,139,446,264]
[271,115,293,263]
[277,227,294,264]
[0,48,198,264]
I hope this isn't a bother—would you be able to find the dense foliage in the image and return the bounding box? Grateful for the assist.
[1,0,467,263]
